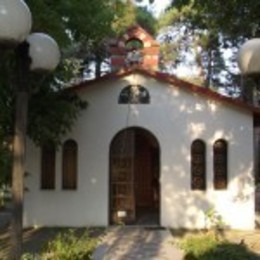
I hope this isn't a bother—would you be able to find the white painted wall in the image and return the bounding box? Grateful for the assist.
[24,72,255,229]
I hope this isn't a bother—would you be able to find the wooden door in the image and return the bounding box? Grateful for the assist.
[135,134,153,208]
[110,129,135,224]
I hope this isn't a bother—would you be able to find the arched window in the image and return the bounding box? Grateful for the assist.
[214,139,228,190]
[41,142,56,189]
[191,140,206,190]
[118,85,150,104]
[62,140,78,190]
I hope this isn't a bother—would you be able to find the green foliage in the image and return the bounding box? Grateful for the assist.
[0,59,87,148]
[135,7,158,35]
[26,1,157,79]
[0,185,11,207]
[26,1,69,47]
[179,232,259,260]
[0,68,13,189]
[204,208,226,241]
[173,0,260,40]
[44,230,97,260]
[22,230,98,260]
[158,0,260,97]
[0,146,12,193]
[28,84,87,146]
[26,0,117,47]
[158,3,227,89]
[112,3,157,36]
[205,208,225,231]
[179,233,218,259]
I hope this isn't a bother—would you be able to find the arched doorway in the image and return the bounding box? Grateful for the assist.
[109,127,160,225]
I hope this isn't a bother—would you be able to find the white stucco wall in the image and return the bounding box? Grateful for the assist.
[24,72,255,229]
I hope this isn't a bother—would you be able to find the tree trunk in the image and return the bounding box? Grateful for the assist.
[195,45,206,85]
[95,57,102,79]
[205,48,213,88]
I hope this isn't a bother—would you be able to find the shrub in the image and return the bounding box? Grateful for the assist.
[206,243,259,260]
[178,232,259,260]
[205,208,225,230]
[22,229,98,260]
[178,233,218,259]
[0,185,11,208]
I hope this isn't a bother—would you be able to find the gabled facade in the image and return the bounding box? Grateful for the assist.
[24,26,260,230]
[24,67,259,229]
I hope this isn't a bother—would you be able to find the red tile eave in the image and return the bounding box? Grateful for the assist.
[67,68,134,92]
[67,67,260,116]
[139,69,260,116]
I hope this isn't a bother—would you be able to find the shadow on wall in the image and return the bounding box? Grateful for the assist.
[163,163,254,229]
[163,187,214,228]
[117,75,255,228]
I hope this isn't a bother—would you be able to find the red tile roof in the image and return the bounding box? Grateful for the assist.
[68,66,260,118]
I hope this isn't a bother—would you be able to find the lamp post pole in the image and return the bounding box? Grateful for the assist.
[11,42,31,259]
[0,2,60,259]
[238,38,260,194]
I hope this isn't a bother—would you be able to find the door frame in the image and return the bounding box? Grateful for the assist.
[108,126,161,225]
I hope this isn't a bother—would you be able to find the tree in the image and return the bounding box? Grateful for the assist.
[1,0,126,146]
[172,0,260,40]
[158,0,260,96]
[158,2,230,90]
[0,1,157,187]
[1,2,123,258]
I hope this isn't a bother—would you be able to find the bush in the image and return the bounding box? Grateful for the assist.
[0,185,11,208]
[178,232,259,260]
[22,229,98,260]
[206,243,259,260]
[178,233,218,259]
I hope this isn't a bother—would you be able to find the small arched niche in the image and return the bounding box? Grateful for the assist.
[118,85,150,104]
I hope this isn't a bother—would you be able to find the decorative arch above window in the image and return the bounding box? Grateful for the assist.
[62,139,78,190]
[213,139,228,190]
[191,139,206,190]
[41,142,56,190]
[118,85,150,104]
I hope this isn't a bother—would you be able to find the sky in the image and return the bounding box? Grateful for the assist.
[135,0,171,17]
[152,0,171,16]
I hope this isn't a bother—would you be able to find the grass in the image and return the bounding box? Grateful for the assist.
[0,227,105,260]
[174,230,260,260]
[22,229,98,260]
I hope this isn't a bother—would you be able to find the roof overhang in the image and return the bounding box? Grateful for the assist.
[67,66,260,120]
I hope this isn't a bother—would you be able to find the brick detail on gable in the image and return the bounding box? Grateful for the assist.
[109,25,160,71]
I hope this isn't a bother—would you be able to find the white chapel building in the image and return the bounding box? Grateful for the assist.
[24,25,260,230]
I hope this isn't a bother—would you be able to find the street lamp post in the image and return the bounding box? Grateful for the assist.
[238,38,260,104]
[238,38,260,197]
[0,1,60,259]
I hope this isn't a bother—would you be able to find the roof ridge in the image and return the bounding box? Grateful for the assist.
[67,66,260,115]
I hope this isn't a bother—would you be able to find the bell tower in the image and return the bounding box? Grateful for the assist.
[109,25,160,71]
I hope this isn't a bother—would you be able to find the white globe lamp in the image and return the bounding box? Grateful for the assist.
[238,38,260,76]
[27,33,61,72]
[0,0,32,45]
